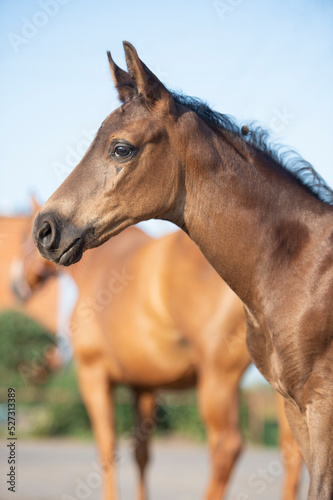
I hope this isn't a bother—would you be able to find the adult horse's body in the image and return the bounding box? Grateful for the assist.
[18,211,302,499]
[32,43,333,498]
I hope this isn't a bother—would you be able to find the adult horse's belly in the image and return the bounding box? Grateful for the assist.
[103,316,198,388]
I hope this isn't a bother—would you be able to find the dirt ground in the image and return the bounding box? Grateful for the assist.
[0,437,309,499]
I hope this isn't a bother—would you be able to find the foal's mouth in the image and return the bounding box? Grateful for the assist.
[57,238,84,266]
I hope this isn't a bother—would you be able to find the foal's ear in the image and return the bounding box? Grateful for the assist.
[122,41,174,113]
[107,51,138,103]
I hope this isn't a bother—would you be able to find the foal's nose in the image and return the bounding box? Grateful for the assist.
[35,217,57,251]
[32,211,85,266]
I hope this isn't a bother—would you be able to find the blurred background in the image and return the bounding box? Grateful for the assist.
[0,0,332,498]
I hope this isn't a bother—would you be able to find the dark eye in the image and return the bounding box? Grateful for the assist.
[114,145,132,158]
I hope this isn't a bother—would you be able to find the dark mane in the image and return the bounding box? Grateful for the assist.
[172,92,333,206]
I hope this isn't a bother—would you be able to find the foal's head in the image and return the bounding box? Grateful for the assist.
[33,42,186,266]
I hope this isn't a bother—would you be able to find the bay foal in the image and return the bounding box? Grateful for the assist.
[33,43,333,498]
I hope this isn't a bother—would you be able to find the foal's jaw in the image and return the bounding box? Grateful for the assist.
[84,216,135,251]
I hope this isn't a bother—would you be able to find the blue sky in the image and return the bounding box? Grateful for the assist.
[1,0,332,385]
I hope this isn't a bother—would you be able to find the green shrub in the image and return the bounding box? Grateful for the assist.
[152,404,204,440]
[263,419,278,447]
[32,402,92,437]
[0,309,57,386]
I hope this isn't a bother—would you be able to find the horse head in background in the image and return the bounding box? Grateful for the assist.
[11,196,58,302]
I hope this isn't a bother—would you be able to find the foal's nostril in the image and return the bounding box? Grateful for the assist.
[37,220,54,250]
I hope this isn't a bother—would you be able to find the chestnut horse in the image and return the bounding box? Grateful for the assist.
[33,43,330,496]
[18,208,301,499]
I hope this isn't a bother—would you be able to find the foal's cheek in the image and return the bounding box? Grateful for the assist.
[99,162,128,197]
[95,162,117,192]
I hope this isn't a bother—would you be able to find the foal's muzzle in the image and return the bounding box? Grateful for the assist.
[32,212,85,266]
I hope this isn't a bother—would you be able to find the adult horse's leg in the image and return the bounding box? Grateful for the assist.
[276,393,303,500]
[77,361,117,500]
[133,390,155,500]
[198,372,242,500]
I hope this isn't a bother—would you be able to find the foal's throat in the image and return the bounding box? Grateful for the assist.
[182,163,264,307]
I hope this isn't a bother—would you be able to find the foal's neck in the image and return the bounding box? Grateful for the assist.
[178,124,331,311]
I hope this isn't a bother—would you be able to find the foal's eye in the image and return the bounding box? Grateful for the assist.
[110,140,136,162]
[114,145,132,158]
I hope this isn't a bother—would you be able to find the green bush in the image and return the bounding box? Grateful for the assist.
[263,419,278,447]
[158,404,205,439]
[0,309,57,386]
[32,402,92,437]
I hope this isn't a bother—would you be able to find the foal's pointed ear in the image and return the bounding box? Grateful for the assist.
[122,41,174,112]
[107,51,138,103]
